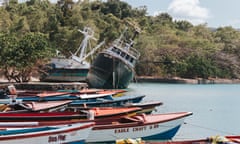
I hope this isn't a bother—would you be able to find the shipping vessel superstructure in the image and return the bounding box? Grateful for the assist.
[40,27,104,82]
[87,27,140,89]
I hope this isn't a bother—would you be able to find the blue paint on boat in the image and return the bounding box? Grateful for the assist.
[69,140,86,144]
[0,127,57,135]
[87,125,182,144]
[17,94,78,101]
[69,95,145,107]
[142,125,181,140]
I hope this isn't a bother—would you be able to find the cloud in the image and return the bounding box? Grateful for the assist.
[167,0,211,25]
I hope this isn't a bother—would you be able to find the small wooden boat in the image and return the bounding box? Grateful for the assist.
[18,88,126,97]
[86,111,193,143]
[1,93,145,110]
[5,85,72,99]
[15,91,141,103]
[69,94,145,107]
[0,100,71,112]
[0,122,94,144]
[142,135,240,144]
[0,111,192,143]
[123,101,163,114]
[0,106,142,121]
[3,85,142,107]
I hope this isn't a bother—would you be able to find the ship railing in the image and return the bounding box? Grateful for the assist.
[106,48,137,67]
[112,40,140,59]
[129,47,140,59]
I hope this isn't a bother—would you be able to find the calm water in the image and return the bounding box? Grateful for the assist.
[127,82,240,140]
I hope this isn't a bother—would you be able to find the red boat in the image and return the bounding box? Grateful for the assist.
[0,100,71,112]
[5,84,126,98]
[123,101,163,114]
[0,106,141,121]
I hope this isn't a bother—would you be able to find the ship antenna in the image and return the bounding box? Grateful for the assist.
[75,27,97,60]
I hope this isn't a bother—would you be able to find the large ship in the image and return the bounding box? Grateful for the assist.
[40,27,104,82]
[86,27,140,89]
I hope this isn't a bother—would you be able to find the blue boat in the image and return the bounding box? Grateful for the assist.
[69,94,145,107]
[2,92,145,108]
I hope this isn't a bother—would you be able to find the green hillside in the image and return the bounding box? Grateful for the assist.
[0,0,239,82]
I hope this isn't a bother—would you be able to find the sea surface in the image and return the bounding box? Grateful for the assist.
[127,82,240,140]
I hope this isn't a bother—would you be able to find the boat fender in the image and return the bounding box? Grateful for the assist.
[87,109,95,120]
[208,135,231,144]
[7,85,17,95]
[116,138,144,144]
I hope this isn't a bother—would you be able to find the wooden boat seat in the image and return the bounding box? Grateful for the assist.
[120,116,143,123]
[131,114,147,122]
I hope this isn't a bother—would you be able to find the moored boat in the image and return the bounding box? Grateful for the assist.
[0,100,71,112]
[15,91,121,101]
[87,27,141,89]
[1,90,145,108]
[86,111,193,143]
[135,135,240,144]
[69,94,145,107]
[40,27,104,82]
[0,111,192,143]
[0,122,94,144]
[0,106,142,121]
[123,101,163,114]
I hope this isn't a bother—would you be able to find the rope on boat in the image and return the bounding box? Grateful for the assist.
[184,122,237,135]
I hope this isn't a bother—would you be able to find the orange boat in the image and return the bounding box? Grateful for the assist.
[0,106,142,121]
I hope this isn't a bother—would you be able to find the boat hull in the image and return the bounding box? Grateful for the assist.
[40,68,89,82]
[0,107,142,122]
[86,112,192,143]
[0,122,94,144]
[69,95,145,107]
[87,52,134,89]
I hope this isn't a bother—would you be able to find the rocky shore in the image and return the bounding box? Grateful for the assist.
[134,76,240,84]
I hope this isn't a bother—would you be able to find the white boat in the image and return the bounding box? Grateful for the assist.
[86,112,193,143]
[0,122,94,144]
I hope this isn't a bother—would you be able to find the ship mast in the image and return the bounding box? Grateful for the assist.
[74,27,97,60]
[72,27,104,63]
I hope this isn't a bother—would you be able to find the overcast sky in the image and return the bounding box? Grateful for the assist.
[123,0,240,28]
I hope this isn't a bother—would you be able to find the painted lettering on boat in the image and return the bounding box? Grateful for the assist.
[149,124,159,129]
[114,128,129,133]
[48,135,66,143]
[132,126,147,131]
[114,124,159,133]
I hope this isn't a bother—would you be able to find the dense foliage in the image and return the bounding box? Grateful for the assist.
[0,0,239,82]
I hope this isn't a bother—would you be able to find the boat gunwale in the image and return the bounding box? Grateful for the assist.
[0,122,94,141]
[92,112,192,130]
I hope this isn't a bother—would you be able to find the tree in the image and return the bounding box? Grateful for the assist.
[175,20,193,31]
[0,33,52,82]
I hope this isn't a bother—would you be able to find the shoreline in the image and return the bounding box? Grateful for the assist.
[134,76,240,84]
[1,76,240,88]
